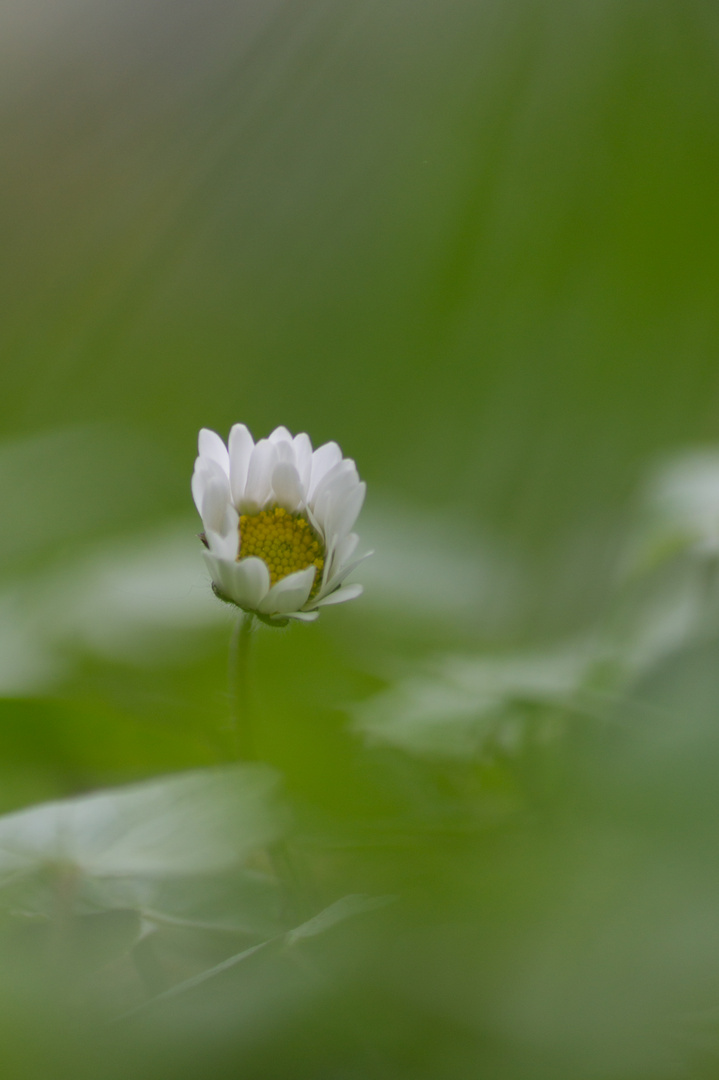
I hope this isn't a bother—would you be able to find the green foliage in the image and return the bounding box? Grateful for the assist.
[3,0,719,1076]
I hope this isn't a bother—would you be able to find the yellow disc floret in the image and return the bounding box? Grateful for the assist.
[238,507,325,596]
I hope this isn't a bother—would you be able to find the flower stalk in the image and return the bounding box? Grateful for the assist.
[229,612,255,761]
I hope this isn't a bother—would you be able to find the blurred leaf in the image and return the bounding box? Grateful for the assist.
[641,449,719,560]
[354,642,600,760]
[125,891,393,1019]
[129,869,286,938]
[284,892,393,946]
[0,765,285,886]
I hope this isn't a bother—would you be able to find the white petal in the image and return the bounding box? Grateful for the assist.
[219,558,245,601]
[285,610,320,622]
[316,550,373,600]
[324,531,360,583]
[273,440,295,465]
[292,433,313,492]
[198,428,230,476]
[309,441,342,498]
[201,474,233,534]
[312,487,337,533]
[318,533,338,593]
[257,565,316,615]
[311,460,359,520]
[202,552,224,588]
[201,552,268,613]
[314,471,362,539]
[269,426,293,444]
[323,482,366,542]
[228,424,254,507]
[334,532,359,566]
[203,552,249,604]
[231,557,272,609]
[271,462,304,512]
[205,526,239,561]
[304,503,325,543]
[191,464,207,517]
[313,583,363,608]
[192,458,227,517]
[242,440,277,513]
[204,554,271,609]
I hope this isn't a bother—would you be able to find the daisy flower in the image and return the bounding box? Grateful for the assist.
[192,424,370,624]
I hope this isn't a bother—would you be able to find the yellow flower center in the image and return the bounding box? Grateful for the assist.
[238,506,325,594]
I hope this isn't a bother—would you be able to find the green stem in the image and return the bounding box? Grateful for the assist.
[229,612,255,760]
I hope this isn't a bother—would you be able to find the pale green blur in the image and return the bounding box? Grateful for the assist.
[1,2,719,1077]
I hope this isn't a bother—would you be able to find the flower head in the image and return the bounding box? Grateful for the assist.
[192,425,369,623]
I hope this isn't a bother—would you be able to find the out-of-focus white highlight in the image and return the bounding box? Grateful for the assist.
[0,765,283,880]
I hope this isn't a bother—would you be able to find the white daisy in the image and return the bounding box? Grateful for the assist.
[192,424,370,624]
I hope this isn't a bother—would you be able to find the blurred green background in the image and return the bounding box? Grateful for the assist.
[3,1,719,1077]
